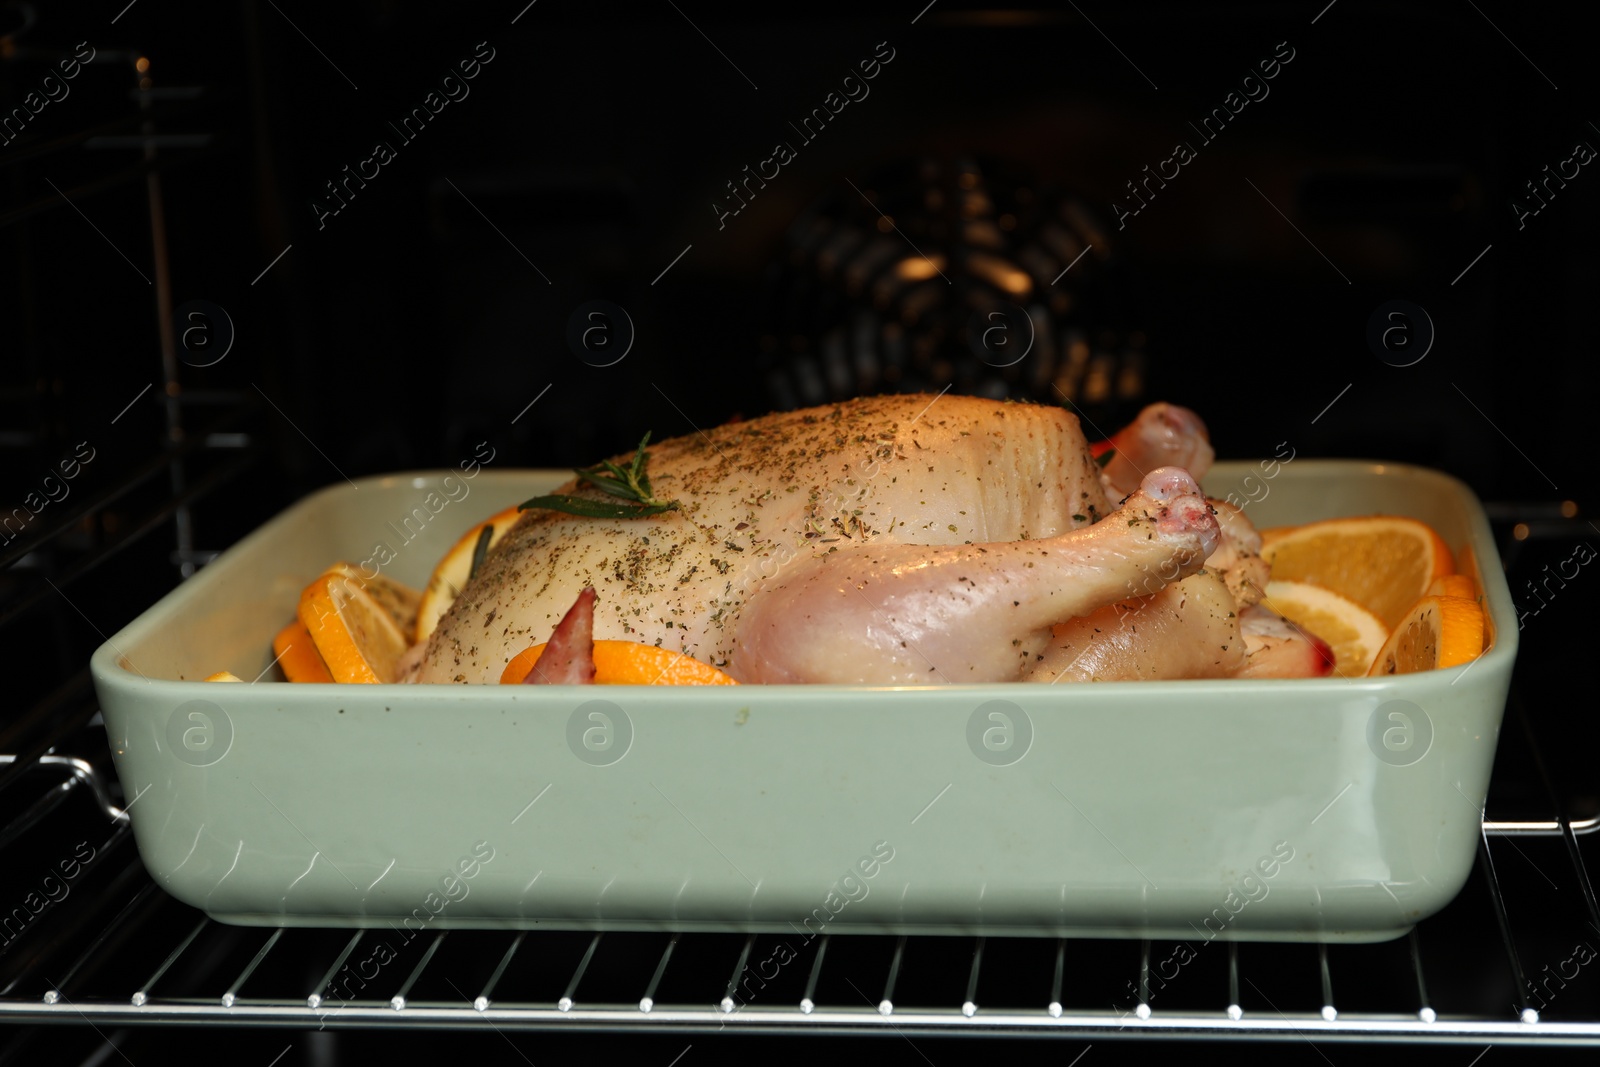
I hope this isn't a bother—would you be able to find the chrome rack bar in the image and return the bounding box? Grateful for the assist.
[1561,818,1600,937]
[1048,939,1066,1018]
[221,928,283,1007]
[1478,831,1538,1023]
[558,934,602,1012]
[306,932,364,1010]
[721,934,756,1013]
[961,937,985,1017]
[1484,816,1600,837]
[1136,939,1151,1018]
[390,932,447,1011]
[1226,942,1241,1020]
[639,933,679,1013]
[879,935,907,1015]
[800,934,830,1014]
[0,755,126,828]
[1317,943,1336,1021]
[1513,692,1600,932]
[131,916,209,1005]
[1410,928,1436,1023]
[474,932,525,1011]
[42,880,160,1003]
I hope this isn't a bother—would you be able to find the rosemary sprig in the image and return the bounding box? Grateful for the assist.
[467,523,494,580]
[519,432,681,520]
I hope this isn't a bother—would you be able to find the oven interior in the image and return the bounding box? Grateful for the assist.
[2,0,1597,1061]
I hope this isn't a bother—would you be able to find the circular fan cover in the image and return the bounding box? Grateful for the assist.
[758,156,1149,424]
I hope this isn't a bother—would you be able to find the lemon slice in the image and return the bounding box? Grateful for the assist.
[1260,516,1453,629]
[298,572,411,683]
[1261,580,1389,678]
[416,505,524,645]
[1368,595,1485,676]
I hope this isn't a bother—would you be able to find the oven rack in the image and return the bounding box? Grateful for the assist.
[0,692,1596,1046]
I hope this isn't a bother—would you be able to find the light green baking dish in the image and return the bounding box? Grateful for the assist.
[89,460,1515,942]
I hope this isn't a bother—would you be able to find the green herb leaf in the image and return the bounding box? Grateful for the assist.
[518,494,679,519]
[629,432,650,483]
[1095,448,1117,469]
[518,433,682,520]
[573,467,643,499]
[468,523,494,580]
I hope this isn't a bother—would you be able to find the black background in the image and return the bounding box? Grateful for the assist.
[7,0,1594,488]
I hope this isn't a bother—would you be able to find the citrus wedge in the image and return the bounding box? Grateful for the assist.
[1427,574,1477,600]
[272,618,335,683]
[1259,516,1453,629]
[416,505,525,645]
[1367,594,1485,676]
[1453,540,1494,651]
[1261,580,1389,678]
[1258,524,1293,547]
[204,671,243,682]
[500,640,738,685]
[298,572,411,684]
[322,562,421,637]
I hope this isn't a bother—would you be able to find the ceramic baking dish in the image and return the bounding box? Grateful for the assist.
[89,460,1515,942]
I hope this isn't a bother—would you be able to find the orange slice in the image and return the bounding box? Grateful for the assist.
[1427,574,1477,600]
[1453,541,1493,651]
[298,572,411,684]
[1259,516,1453,629]
[1260,580,1388,678]
[1367,595,1485,675]
[204,671,244,682]
[322,562,421,637]
[416,506,525,645]
[1260,524,1299,550]
[501,640,739,685]
[272,618,335,683]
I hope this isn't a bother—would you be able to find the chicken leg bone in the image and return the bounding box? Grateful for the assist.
[1099,402,1215,497]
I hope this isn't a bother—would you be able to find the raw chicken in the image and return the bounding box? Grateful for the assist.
[734,467,1218,684]
[1028,571,1244,683]
[414,394,1293,685]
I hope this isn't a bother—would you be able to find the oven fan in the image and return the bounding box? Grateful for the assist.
[757,155,1148,427]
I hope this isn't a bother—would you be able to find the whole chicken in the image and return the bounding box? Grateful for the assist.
[414,395,1318,684]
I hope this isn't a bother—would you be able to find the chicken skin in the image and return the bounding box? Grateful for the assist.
[735,466,1218,684]
[414,394,1298,685]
